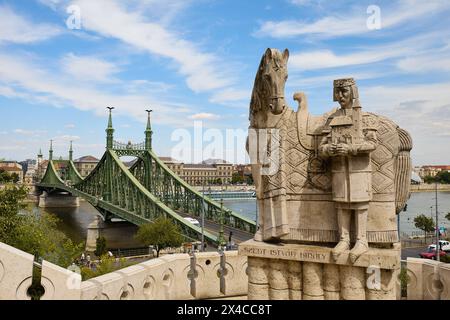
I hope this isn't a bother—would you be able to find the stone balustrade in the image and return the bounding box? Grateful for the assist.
[406,257,450,300]
[2,241,450,300]
[0,242,247,300]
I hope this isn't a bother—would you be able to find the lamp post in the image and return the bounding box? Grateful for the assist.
[218,196,226,251]
[435,181,440,261]
[201,180,206,252]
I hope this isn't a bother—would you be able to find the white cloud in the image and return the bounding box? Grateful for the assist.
[14,129,47,136]
[61,53,120,83]
[52,135,81,143]
[289,47,404,71]
[289,0,314,6]
[256,1,450,39]
[65,124,76,129]
[360,82,450,164]
[188,113,220,120]
[397,53,450,73]
[0,52,194,127]
[288,32,446,71]
[209,88,250,104]
[67,0,234,92]
[286,71,383,89]
[0,5,62,44]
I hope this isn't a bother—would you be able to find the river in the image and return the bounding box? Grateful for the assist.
[38,191,450,248]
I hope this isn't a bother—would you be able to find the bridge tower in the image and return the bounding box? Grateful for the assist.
[106,107,115,149]
[145,109,153,150]
[69,140,73,161]
[49,140,53,161]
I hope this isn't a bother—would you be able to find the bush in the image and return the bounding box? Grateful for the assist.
[94,236,107,257]
[81,254,131,280]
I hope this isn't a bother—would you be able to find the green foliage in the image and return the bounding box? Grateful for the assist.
[424,171,450,184]
[446,212,450,222]
[414,214,435,243]
[0,185,84,268]
[399,266,410,298]
[94,236,107,257]
[0,169,21,183]
[231,172,244,184]
[414,214,435,232]
[135,217,184,257]
[81,254,130,280]
[0,185,27,218]
[440,255,450,263]
[436,171,450,184]
[10,173,20,183]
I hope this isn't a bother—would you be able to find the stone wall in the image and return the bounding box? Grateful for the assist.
[410,184,450,192]
[406,258,450,300]
[3,241,450,300]
[0,242,247,300]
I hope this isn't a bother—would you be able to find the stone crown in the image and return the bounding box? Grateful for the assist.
[334,78,355,88]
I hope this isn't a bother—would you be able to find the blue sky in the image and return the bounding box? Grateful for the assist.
[0,0,449,165]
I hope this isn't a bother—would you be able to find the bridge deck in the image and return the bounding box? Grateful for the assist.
[176,211,254,244]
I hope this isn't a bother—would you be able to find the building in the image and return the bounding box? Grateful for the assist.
[74,156,100,177]
[160,157,184,176]
[160,157,233,186]
[233,164,252,179]
[0,161,24,182]
[418,165,450,178]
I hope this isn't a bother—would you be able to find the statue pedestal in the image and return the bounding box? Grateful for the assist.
[239,239,400,300]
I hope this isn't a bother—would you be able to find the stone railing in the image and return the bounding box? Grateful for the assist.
[406,258,450,300]
[0,242,248,300]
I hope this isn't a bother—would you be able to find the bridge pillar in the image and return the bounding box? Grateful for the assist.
[85,215,105,252]
[38,191,80,208]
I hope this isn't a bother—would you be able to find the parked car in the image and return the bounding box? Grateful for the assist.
[428,240,450,252]
[184,217,200,226]
[419,247,447,260]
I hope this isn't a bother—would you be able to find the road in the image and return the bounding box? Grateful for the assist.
[178,212,254,244]
[401,246,427,260]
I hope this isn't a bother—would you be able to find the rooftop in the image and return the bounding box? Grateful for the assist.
[74,156,100,163]
[160,156,181,163]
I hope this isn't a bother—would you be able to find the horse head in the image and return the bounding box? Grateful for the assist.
[250,48,289,128]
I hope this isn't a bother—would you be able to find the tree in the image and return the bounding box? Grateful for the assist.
[94,236,107,257]
[10,173,20,183]
[232,172,243,185]
[0,185,83,268]
[135,217,184,257]
[446,212,450,222]
[414,214,435,243]
[435,171,450,184]
[423,175,435,184]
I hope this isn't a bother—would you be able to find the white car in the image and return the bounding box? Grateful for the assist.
[184,217,200,226]
[428,240,450,252]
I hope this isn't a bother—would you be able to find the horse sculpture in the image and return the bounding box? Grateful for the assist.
[247,48,412,250]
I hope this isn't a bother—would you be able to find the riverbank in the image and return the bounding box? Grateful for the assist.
[193,185,255,192]
[410,183,450,192]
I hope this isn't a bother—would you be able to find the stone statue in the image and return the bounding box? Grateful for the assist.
[318,78,377,262]
[246,48,412,251]
[241,48,413,300]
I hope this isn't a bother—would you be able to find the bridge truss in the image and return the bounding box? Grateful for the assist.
[37,110,256,245]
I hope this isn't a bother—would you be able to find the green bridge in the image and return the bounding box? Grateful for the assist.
[36,109,256,246]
